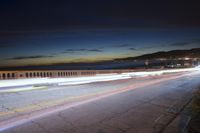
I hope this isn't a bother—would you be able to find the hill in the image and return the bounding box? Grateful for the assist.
[116,48,200,61]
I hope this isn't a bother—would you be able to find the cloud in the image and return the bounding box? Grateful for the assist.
[112,44,132,48]
[87,49,103,52]
[63,48,103,53]
[170,39,200,46]
[62,49,76,53]
[170,42,190,46]
[129,48,136,50]
[7,55,54,60]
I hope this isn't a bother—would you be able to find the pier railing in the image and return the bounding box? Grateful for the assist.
[0,69,134,80]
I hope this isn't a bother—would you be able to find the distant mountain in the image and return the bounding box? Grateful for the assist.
[116,48,200,61]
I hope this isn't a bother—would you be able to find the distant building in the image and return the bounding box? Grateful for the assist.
[164,59,197,68]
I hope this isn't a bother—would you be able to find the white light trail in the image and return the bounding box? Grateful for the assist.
[126,67,199,77]
[195,65,200,68]
[0,86,47,93]
[0,68,199,89]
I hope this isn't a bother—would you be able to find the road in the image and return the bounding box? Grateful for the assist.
[1,70,200,133]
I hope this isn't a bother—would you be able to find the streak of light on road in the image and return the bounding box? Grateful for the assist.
[195,65,200,68]
[0,68,200,132]
[0,86,47,93]
[0,71,196,132]
[0,67,199,89]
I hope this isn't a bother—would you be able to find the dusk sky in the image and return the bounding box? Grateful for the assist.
[0,0,200,67]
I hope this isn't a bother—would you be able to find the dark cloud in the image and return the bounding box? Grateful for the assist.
[7,55,54,60]
[62,49,76,53]
[129,48,136,50]
[191,39,200,43]
[87,49,103,52]
[170,39,200,46]
[170,42,190,46]
[63,48,103,53]
[113,44,133,48]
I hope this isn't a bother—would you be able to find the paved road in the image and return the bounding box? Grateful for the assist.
[1,71,200,133]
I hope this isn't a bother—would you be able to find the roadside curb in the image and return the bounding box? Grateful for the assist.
[162,98,194,133]
[188,116,200,133]
[162,86,200,133]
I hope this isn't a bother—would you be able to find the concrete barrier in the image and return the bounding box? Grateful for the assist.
[0,69,134,80]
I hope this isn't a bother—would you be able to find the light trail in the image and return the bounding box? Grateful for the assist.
[0,86,47,93]
[0,70,195,132]
[126,67,200,77]
[195,65,200,68]
[0,67,199,90]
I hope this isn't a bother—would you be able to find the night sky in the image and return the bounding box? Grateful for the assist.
[0,0,200,67]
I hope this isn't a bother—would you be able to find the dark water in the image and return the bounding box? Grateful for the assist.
[0,61,147,70]
[0,60,172,70]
